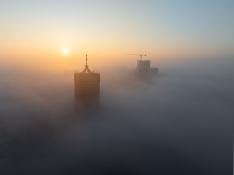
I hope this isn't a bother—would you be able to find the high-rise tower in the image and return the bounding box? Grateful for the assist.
[74,54,100,99]
[137,60,151,73]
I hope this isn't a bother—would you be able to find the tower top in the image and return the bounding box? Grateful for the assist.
[85,54,88,66]
[82,54,91,73]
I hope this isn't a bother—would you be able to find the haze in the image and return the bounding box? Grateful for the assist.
[0,0,233,175]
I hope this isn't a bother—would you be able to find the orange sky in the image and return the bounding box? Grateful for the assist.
[0,0,233,71]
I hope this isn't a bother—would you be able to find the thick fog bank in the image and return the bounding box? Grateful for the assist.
[0,57,233,175]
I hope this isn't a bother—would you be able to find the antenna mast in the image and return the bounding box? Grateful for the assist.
[82,54,91,73]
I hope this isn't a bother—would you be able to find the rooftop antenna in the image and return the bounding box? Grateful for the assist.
[82,54,91,73]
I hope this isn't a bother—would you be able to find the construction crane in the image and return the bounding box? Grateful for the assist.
[128,54,147,60]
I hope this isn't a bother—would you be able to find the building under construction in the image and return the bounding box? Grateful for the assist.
[137,60,151,73]
[135,54,158,75]
[74,54,100,100]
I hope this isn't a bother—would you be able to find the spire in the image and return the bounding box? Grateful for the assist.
[86,54,88,66]
[82,54,91,73]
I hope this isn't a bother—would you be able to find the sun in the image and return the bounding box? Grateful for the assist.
[62,48,70,55]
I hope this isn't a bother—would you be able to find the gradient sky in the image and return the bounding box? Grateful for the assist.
[0,0,233,63]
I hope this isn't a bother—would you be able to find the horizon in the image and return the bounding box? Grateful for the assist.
[0,0,233,64]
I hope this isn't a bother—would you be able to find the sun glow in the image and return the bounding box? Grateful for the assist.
[62,48,70,55]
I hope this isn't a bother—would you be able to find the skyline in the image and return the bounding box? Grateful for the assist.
[0,0,234,63]
[0,1,233,174]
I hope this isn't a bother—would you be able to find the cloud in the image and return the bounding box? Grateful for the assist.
[0,57,233,174]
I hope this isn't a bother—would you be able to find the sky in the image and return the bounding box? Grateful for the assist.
[0,0,234,65]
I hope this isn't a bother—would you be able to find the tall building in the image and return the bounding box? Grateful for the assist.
[74,54,100,99]
[137,60,151,73]
[136,59,158,74]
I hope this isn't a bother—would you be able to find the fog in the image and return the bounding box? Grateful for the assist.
[0,57,233,175]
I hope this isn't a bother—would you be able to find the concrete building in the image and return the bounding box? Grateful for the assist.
[136,59,158,74]
[137,60,151,72]
[74,54,100,99]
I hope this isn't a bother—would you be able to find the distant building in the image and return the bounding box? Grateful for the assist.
[136,59,158,74]
[137,60,151,72]
[74,54,100,99]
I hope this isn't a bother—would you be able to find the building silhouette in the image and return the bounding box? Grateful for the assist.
[136,59,158,75]
[74,54,100,100]
[137,60,151,73]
